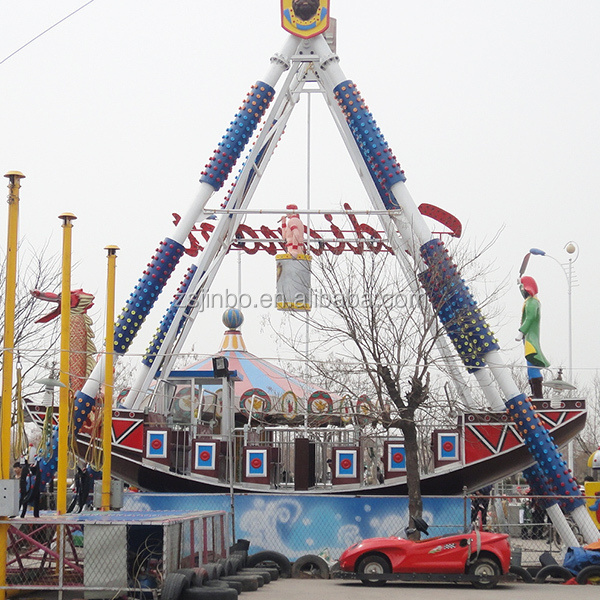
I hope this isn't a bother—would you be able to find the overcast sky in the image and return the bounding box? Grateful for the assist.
[2,1,600,398]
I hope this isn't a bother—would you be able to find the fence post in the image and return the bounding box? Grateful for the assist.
[463,486,468,532]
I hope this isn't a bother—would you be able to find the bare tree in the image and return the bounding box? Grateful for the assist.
[273,249,447,528]
[272,233,507,531]
[1,242,62,396]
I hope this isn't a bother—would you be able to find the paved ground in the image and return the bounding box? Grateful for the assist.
[15,577,600,600]
[245,577,599,599]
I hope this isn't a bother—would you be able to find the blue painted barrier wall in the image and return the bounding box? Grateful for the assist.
[122,493,465,560]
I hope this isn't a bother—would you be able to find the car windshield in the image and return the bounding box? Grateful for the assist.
[391,527,409,539]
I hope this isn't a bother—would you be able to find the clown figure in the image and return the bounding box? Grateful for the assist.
[281,204,305,259]
[516,276,550,398]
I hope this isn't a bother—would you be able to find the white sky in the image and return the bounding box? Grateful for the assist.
[2,1,600,397]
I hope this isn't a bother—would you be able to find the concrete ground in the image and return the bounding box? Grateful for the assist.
[260,578,600,599]
[14,577,600,600]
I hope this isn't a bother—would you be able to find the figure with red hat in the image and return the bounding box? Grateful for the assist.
[516,276,550,398]
[281,204,305,259]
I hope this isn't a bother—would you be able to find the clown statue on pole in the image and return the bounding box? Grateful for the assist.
[516,276,550,398]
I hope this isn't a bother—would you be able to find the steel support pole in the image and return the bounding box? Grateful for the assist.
[57,213,76,514]
[0,171,25,600]
[101,246,118,510]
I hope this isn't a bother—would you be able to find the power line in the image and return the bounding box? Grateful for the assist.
[0,0,96,67]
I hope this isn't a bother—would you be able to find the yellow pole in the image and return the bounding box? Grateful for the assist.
[57,212,76,515]
[0,171,24,600]
[101,245,118,510]
[1,172,23,476]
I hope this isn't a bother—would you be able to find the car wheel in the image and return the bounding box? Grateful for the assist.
[534,565,573,584]
[576,565,600,585]
[468,557,500,589]
[356,554,391,587]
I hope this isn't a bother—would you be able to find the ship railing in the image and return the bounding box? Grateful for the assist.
[163,421,404,489]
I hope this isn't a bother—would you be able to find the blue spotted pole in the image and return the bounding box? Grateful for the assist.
[333,80,405,208]
[40,83,277,485]
[142,264,198,369]
[506,394,583,511]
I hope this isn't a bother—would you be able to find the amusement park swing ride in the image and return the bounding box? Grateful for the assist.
[17,0,599,548]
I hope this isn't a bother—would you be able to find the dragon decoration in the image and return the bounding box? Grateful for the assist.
[31,289,97,393]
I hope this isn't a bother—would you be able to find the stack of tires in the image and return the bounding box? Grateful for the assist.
[160,545,292,600]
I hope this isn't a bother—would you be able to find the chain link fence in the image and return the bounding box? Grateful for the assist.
[2,491,598,594]
[472,492,597,568]
[2,510,227,596]
[122,491,600,565]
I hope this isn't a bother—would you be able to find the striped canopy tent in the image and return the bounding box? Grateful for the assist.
[174,309,358,426]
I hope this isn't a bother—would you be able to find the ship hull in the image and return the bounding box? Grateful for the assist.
[27,399,586,495]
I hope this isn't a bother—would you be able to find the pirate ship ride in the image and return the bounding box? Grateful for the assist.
[22,0,599,545]
[26,304,587,496]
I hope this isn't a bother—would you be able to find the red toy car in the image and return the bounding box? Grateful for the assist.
[338,518,511,589]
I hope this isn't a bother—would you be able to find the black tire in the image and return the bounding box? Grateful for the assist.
[356,554,390,587]
[262,566,279,581]
[180,587,238,600]
[238,568,272,583]
[242,566,279,581]
[468,557,501,589]
[539,551,558,567]
[229,555,243,573]
[535,565,573,584]
[576,565,600,585]
[218,558,235,577]
[203,562,225,581]
[162,573,190,600]
[231,550,248,567]
[292,554,330,579]
[207,579,243,594]
[247,550,292,578]
[193,568,209,586]
[177,569,198,586]
[220,576,259,592]
[230,539,250,553]
[509,565,533,583]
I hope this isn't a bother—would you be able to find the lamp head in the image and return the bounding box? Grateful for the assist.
[212,356,229,379]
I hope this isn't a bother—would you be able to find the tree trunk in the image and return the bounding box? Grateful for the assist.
[402,416,423,538]
[377,365,425,537]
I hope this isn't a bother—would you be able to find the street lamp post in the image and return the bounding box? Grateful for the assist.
[530,242,579,471]
[564,242,578,378]
[530,242,579,381]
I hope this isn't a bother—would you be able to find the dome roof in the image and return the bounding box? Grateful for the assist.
[184,310,311,399]
[175,310,349,423]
